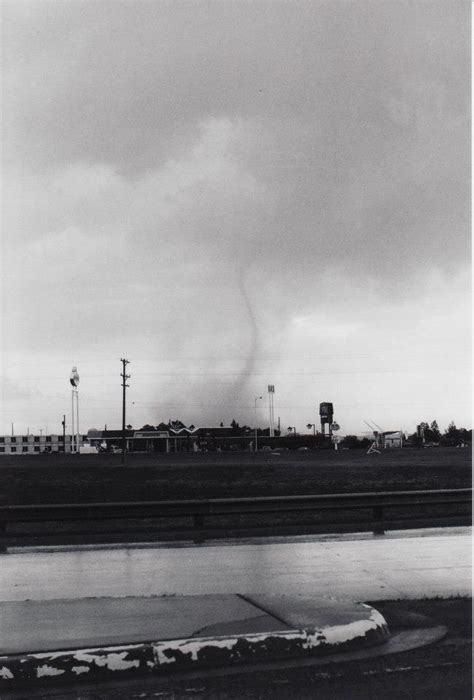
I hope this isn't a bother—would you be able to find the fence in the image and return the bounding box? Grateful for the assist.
[0,488,471,551]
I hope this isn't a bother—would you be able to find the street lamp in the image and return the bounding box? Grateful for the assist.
[254,396,262,452]
[288,426,296,437]
[306,423,316,436]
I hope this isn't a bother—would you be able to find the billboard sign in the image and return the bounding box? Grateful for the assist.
[319,402,333,423]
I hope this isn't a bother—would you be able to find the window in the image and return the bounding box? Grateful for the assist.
[22,436,28,443]
[0,437,4,443]
[11,437,16,443]
[34,436,40,442]
[0,446,4,452]
[22,446,28,452]
[11,446,16,452]
[34,446,40,452]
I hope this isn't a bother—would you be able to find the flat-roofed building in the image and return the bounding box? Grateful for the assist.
[0,434,83,454]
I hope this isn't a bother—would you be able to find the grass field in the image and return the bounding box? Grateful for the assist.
[1,447,470,505]
[0,447,470,547]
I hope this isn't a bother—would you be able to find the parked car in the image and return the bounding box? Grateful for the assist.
[80,442,98,454]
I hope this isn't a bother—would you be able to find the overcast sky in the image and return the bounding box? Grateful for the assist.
[1,0,471,437]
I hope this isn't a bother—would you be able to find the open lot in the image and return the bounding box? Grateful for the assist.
[0,447,470,505]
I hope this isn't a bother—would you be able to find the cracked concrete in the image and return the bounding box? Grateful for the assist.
[0,598,389,684]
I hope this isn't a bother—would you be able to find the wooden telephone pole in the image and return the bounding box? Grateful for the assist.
[120,358,130,464]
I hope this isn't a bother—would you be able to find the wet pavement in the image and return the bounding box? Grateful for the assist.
[1,527,470,602]
[0,527,470,687]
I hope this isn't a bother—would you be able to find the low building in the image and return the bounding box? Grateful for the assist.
[87,425,259,453]
[383,431,404,448]
[0,434,85,455]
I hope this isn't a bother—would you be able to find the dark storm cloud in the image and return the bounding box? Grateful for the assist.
[2,0,470,432]
[3,0,469,283]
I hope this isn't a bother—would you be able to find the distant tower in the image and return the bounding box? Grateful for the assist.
[319,402,334,436]
[268,385,275,437]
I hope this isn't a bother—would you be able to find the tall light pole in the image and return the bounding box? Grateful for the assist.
[254,396,262,452]
[70,367,80,454]
[120,359,131,464]
[268,385,275,437]
[306,423,316,436]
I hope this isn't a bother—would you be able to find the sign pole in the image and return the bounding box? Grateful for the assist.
[70,367,80,454]
[76,390,80,454]
[71,389,75,453]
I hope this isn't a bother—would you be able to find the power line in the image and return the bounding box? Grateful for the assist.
[4,352,467,366]
[5,366,463,380]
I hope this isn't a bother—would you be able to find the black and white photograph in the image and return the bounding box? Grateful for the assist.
[0,0,471,698]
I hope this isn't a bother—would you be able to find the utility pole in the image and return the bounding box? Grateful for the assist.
[254,396,262,452]
[120,358,130,464]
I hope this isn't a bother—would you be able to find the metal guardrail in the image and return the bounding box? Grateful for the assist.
[0,488,471,550]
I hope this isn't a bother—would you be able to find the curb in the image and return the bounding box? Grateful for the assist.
[0,605,389,686]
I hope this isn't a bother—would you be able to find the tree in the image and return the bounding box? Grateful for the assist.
[231,419,240,430]
[441,421,462,446]
[408,430,423,447]
[169,419,186,430]
[341,435,362,449]
[417,420,440,444]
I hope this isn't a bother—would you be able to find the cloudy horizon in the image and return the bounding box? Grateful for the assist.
[1,0,471,438]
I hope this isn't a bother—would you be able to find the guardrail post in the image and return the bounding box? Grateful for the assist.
[0,521,8,553]
[372,506,385,535]
[193,514,205,544]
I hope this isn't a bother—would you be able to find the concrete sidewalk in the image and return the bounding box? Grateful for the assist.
[0,527,470,687]
[1,527,470,602]
[0,595,390,684]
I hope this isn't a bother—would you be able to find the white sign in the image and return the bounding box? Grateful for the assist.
[70,367,79,387]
